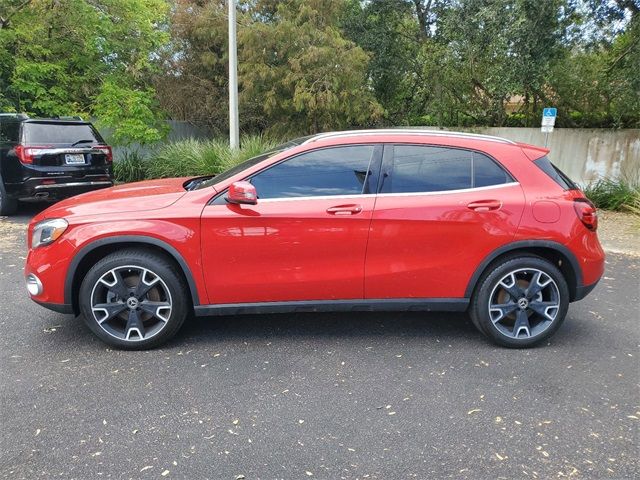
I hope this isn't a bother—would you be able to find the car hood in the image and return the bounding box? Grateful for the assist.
[37,178,190,220]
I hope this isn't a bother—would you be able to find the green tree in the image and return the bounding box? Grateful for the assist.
[0,0,169,144]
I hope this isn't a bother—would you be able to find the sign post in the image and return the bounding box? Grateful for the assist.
[228,0,239,150]
[541,107,557,148]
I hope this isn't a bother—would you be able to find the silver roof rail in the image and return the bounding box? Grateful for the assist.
[303,128,516,145]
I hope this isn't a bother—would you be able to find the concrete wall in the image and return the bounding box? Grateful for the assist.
[469,127,640,186]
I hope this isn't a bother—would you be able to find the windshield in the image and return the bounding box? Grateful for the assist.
[192,135,317,190]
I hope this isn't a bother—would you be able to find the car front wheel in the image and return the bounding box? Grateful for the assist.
[470,256,569,348]
[79,249,189,349]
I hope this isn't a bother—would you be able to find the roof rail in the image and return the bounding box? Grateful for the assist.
[0,113,29,120]
[303,128,516,145]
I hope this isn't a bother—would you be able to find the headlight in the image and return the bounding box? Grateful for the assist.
[31,219,68,248]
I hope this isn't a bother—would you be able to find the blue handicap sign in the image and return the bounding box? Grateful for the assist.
[543,107,557,117]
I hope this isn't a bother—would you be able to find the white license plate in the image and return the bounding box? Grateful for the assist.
[65,153,85,165]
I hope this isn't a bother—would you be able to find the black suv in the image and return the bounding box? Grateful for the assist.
[0,114,114,215]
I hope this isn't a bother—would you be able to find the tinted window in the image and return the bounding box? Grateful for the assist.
[387,146,472,193]
[534,156,578,190]
[23,123,104,145]
[386,146,512,193]
[0,121,20,143]
[473,152,512,187]
[250,145,376,199]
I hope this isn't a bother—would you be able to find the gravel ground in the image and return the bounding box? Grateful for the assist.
[0,206,638,479]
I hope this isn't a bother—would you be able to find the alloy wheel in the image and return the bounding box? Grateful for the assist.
[488,268,561,339]
[90,265,172,342]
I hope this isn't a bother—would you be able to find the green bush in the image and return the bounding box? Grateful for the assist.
[145,135,279,179]
[113,150,149,183]
[584,178,640,212]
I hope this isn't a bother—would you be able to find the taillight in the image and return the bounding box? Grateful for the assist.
[95,145,112,163]
[574,198,598,231]
[14,145,44,164]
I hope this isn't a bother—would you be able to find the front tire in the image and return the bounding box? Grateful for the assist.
[470,256,569,348]
[79,249,189,349]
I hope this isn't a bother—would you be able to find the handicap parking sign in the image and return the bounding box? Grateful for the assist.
[543,108,557,118]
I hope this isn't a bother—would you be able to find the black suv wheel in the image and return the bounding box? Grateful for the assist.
[0,181,18,215]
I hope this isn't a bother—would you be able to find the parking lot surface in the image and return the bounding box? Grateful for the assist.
[1,207,638,479]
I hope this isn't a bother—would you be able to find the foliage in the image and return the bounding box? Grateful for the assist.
[0,0,169,144]
[584,178,640,212]
[144,135,279,180]
[113,150,149,184]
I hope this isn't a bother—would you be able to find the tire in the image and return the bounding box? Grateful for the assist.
[79,249,190,350]
[470,255,569,348]
[0,183,18,216]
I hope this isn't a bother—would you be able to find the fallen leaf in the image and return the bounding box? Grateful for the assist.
[140,466,153,472]
[161,470,170,476]
[467,409,482,415]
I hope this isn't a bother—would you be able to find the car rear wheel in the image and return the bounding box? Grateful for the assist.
[0,185,18,216]
[79,249,189,350]
[470,256,569,348]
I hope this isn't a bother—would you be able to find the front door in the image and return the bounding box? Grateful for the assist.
[201,144,382,304]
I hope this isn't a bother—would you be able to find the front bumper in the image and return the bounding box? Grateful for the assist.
[33,299,74,314]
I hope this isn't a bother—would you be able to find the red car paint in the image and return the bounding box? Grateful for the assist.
[25,131,605,315]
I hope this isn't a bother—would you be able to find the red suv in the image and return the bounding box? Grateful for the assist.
[25,130,604,349]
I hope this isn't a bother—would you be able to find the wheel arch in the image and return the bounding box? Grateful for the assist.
[65,236,200,315]
[465,240,583,302]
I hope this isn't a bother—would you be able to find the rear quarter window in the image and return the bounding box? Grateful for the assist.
[0,122,20,143]
[533,156,578,190]
[23,123,104,145]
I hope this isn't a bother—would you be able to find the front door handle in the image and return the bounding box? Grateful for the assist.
[467,200,502,212]
[326,204,363,215]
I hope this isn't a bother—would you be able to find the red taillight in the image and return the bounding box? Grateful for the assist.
[95,145,112,163]
[574,198,598,231]
[15,145,37,164]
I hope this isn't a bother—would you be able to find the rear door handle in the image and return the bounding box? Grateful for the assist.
[467,200,502,212]
[326,204,363,215]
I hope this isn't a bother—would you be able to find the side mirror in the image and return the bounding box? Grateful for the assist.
[226,181,258,205]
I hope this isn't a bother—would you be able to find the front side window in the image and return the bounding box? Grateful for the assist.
[384,145,512,194]
[250,145,377,199]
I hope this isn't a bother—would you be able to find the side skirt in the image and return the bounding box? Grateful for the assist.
[194,298,469,317]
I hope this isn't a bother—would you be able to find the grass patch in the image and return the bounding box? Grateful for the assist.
[112,135,280,184]
[584,178,640,212]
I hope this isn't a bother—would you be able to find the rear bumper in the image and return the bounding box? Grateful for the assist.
[573,279,600,302]
[9,175,113,199]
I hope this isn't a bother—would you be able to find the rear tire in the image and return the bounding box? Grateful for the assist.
[470,255,569,348]
[79,249,189,350]
[0,185,18,216]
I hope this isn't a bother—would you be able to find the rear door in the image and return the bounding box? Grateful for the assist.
[365,144,525,299]
[201,144,382,304]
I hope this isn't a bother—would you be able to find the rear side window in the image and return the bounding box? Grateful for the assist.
[23,123,104,145]
[385,145,512,193]
[0,122,20,143]
[533,156,578,190]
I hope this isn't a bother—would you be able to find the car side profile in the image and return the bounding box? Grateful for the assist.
[24,130,604,349]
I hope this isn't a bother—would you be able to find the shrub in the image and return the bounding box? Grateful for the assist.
[145,135,279,179]
[113,150,149,183]
[584,178,640,213]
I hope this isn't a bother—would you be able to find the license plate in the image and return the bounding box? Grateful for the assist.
[65,153,85,165]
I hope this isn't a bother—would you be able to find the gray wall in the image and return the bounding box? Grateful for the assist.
[463,127,640,186]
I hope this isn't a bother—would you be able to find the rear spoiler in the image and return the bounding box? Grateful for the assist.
[517,142,549,161]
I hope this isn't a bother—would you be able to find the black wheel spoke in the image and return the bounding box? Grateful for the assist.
[139,301,171,322]
[528,300,559,321]
[92,302,127,323]
[525,271,548,299]
[513,310,531,338]
[134,270,158,299]
[102,270,130,299]
[499,273,524,300]
[125,310,145,340]
[489,302,519,323]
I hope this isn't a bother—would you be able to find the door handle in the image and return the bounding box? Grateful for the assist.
[467,200,502,212]
[326,204,363,215]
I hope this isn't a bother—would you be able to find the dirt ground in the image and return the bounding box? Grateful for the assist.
[597,210,640,257]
